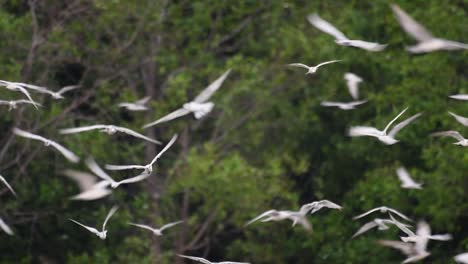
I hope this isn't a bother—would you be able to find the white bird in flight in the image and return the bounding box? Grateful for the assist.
[307,14,387,52]
[448,112,468,127]
[85,157,150,189]
[60,124,161,145]
[455,253,468,264]
[287,60,341,75]
[129,220,183,236]
[105,134,177,174]
[431,131,468,147]
[320,100,367,110]
[390,4,468,53]
[391,215,452,244]
[118,96,151,111]
[0,174,16,197]
[449,94,468,101]
[22,84,80,99]
[353,206,412,222]
[62,169,112,201]
[143,69,231,128]
[178,254,250,264]
[0,80,40,108]
[13,128,79,163]
[344,73,363,100]
[396,167,422,190]
[0,217,14,236]
[0,99,41,111]
[348,107,422,145]
[69,206,118,240]
[378,239,430,263]
[352,218,411,238]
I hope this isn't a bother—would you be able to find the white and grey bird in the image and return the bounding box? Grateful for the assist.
[69,206,118,240]
[353,206,412,222]
[378,239,430,263]
[143,69,231,128]
[24,84,80,99]
[105,134,177,174]
[287,60,341,75]
[344,73,363,100]
[178,254,250,264]
[396,167,422,189]
[307,14,387,52]
[449,94,468,101]
[245,210,312,230]
[118,96,151,111]
[298,200,343,215]
[60,124,161,145]
[0,174,16,197]
[393,217,452,244]
[320,100,367,110]
[0,217,14,236]
[352,218,411,238]
[62,169,112,201]
[431,130,468,146]
[348,107,422,145]
[13,128,79,163]
[85,157,150,189]
[0,80,40,108]
[391,4,468,53]
[448,112,468,127]
[455,253,468,264]
[0,99,41,111]
[129,220,183,236]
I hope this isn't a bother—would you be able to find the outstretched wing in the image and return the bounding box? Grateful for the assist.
[388,113,422,137]
[390,4,433,42]
[0,217,14,235]
[117,173,150,186]
[177,254,212,264]
[344,73,362,100]
[307,14,347,40]
[57,85,80,95]
[287,63,310,70]
[47,140,80,163]
[149,134,178,165]
[86,157,114,182]
[449,94,468,101]
[352,221,378,238]
[105,164,146,171]
[160,220,183,232]
[448,112,468,127]
[383,107,409,134]
[378,240,413,255]
[102,206,118,230]
[59,125,106,134]
[62,169,98,191]
[245,210,277,226]
[353,207,381,220]
[0,174,16,197]
[431,130,465,141]
[316,60,342,68]
[143,108,191,128]
[69,219,99,235]
[135,96,151,105]
[128,223,156,232]
[13,128,48,143]
[193,69,231,103]
[115,126,161,145]
[348,126,381,137]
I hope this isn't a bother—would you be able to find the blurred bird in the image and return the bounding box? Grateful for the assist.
[23,84,80,99]
[455,253,468,263]
[298,200,343,215]
[0,99,41,111]
[62,169,112,201]
[348,107,422,145]
[0,174,16,197]
[448,112,468,126]
[396,167,422,189]
[431,130,468,146]
[178,254,250,264]
[0,217,13,236]
[393,217,452,244]
[391,4,468,53]
[320,100,367,110]
[352,218,411,238]
[105,134,177,174]
[129,220,183,236]
[344,73,363,100]
[0,80,40,108]
[69,206,118,240]
[143,69,231,128]
[245,210,312,230]
[307,14,387,52]
[353,206,412,222]
[118,96,151,111]
[287,60,341,75]
[13,128,79,163]
[378,239,430,263]
[60,124,161,145]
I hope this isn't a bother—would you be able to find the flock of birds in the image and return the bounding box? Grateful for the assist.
[0,3,467,264]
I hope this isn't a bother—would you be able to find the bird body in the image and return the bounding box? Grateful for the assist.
[396,167,422,189]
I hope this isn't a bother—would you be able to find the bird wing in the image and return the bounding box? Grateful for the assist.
[85,157,114,182]
[13,128,48,143]
[387,208,412,222]
[382,107,409,134]
[320,101,343,107]
[177,255,212,264]
[448,112,468,127]
[57,85,80,95]
[245,210,277,226]
[149,134,178,165]
[390,4,433,42]
[318,200,343,210]
[219,262,251,264]
[341,40,387,51]
[160,220,183,232]
[348,126,381,137]
[128,223,156,232]
[428,234,452,241]
[449,94,468,101]
[14,86,40,109]
[193,69,231,103]
[48,141,80,163]
[348,100,368,107]
[59,125,106,134]
[287,63,310,70]
[306,14,348,40]
[344,73,363,100]
[352,221,379,238]
[0,217,14,235]
[117,173,150,185]
[62,169,98,191]
[115,126,162,145]
[396,167,417,187]
[105,164,146,171]
[378,240,413,256]
[135,96,151,105]
[69,219,99,234]
[353,207,382,220]
[454,253,468,263]
[316,60,342,68]
[431,130,465,141]
[388,113,422,137]
[0,175,16,197]
[389,213,415,237]
[143,108,191,128]
[102,206,118,231]
[70,187,112,201]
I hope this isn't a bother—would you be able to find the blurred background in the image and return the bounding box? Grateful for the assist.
[0,0,467,263]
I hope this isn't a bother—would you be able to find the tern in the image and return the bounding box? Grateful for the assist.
[143,69,231,128]
[23,84,81,99]
[0,80,40,108]
[245,210,312,230]
[391,216,452,244]
[448,112,468,127]
[178,254,250,264]
[378,239,430,263]
[396,167,422,189]
[287,60,341,75]
[431,131,468,146]
[0,174,16,197]
[60,124,161,145]
[85,157,150,189]
[105,134,177,174]
[13,128,79,163]
[352,218,411,238]
[344,73,363,100]
[348,107,422,145]
[455,253,468,263]
[128,220,183,236]
[118,96,151,111]
[307,14,387,52]
[62,169,112,201]
[298,200,343,215]
[391,4,468,53]
[0,99,41,111]
[449,94,468,101]
[353,206,412,222]
[0,217,13,235]
[320,100,367,110]
[69,206,118,240]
